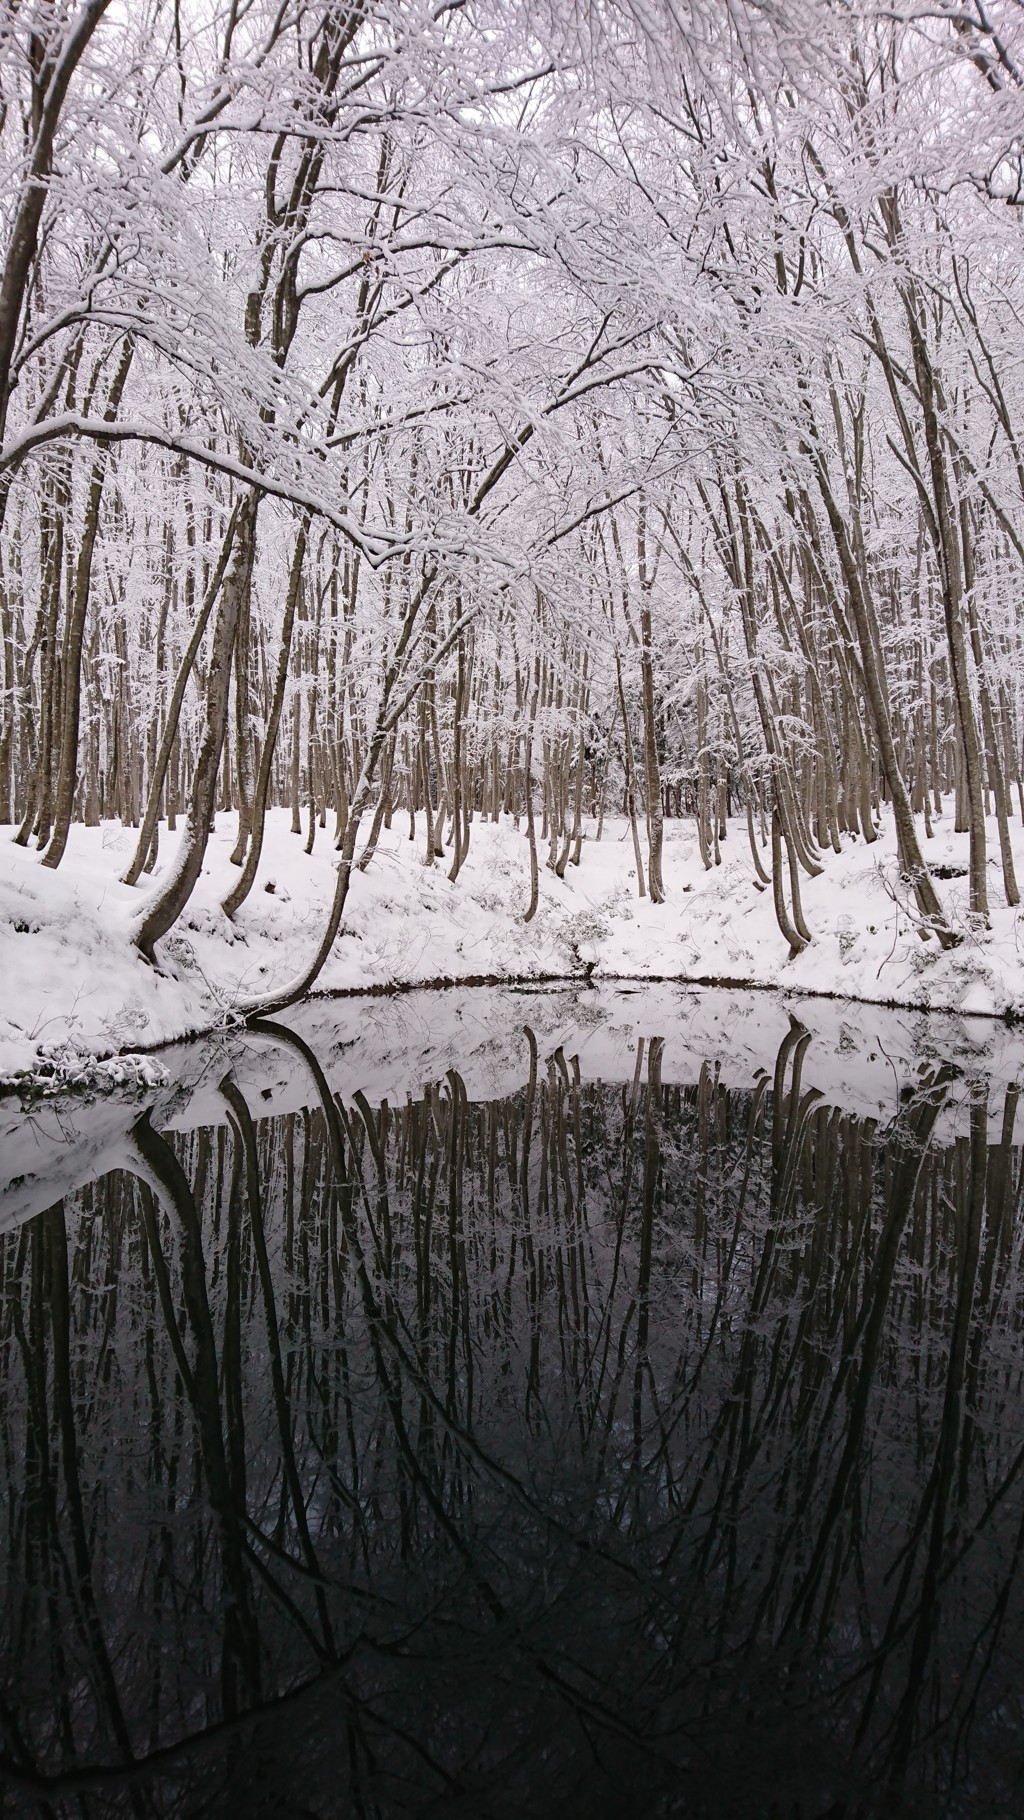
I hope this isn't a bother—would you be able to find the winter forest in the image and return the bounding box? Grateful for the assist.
[4,0,1024,1058]
[11,10,1024,1812]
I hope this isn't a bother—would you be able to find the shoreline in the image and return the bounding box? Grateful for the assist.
[5,973,1024,1235]
[3,806,1024,1091]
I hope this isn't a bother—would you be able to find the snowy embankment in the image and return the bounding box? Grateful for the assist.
[1,807,1023,1085]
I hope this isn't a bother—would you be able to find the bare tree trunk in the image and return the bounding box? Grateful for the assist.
[570,729,585,866]
[123,500,242,887]
[809,452,957,947]
[637,498,665,901]
[43,338,133,869]
[962,512,1018,906]
[223,516,307,918]
[615,651,646,898]
[0,3,113,443]
[289,697,302,834]
[135,494,258,961]
[448,634,467,883]
[523,661,541,923]
[906,299,988,919]
[356,732,395,872]
[16,455,69,848]
[227,555,255,868]
[771,809,808,958]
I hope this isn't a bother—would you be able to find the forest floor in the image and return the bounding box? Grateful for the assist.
[2,806,1024,1084]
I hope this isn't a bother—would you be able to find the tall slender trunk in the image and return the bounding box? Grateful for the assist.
[523,660,541,923]
[222,517,307,917]
[808,450,957,948]
[42,338,133,869]
[615,650,646,899]
[123,500,242,887]
[639,594,665,902]
[905,297,988,919]
[135,493,258,961]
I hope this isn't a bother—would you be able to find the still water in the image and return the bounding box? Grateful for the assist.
[2,986,1024,1819]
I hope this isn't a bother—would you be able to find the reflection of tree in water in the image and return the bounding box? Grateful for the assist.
[2,1021,1024,1817]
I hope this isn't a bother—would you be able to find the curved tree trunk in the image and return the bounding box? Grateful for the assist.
[0,3,113,442]
[356,732,396,873]
[771,809,808,958]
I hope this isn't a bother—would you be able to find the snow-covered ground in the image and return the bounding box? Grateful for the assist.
[2,805,1024,1083]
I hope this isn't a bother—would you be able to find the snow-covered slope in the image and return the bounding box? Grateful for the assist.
[2,807,1024,1084]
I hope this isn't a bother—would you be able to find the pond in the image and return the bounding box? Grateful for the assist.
[1,985,1024,1819]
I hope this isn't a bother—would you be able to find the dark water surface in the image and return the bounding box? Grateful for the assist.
[2,987,1024,1819]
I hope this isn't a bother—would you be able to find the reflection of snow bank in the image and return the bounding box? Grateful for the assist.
[3,806,1024,1083]
[165,982,1024,1146]
[4,981,1023,1239]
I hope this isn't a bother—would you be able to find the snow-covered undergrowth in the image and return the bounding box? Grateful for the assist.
[3,1042,169,1101]
[2,806,1024,1084]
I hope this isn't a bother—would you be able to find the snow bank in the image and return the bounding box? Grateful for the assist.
[2,806,1024,1084]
